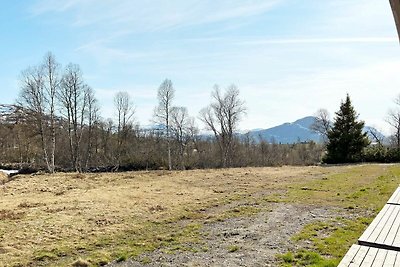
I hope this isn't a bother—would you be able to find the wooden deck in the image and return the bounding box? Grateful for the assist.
[339,186,400,266]
[338,244,400,266]
[358,204,400,251]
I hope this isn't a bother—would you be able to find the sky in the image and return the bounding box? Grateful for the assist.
[1,0,400,134]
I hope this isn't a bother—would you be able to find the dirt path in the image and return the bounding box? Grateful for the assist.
[107,203,340,267]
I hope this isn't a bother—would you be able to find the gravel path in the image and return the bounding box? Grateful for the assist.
[107,203,339,267]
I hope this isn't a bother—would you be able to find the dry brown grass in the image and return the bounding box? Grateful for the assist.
[0,165,398,266]
[0,172,8,184]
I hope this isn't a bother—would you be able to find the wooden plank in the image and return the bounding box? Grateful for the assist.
[394,250,400,266]
[367,205,395,244]
[387,187,400,205]
[359,205,391,242]
[338,244,361,267]
[358,205,400,250]
[386,187,397,204]
[363,207,400,251]
[391,209,400,248]
[383,249,397,266]
[393,187,400,204]
[339,246,400,266]
[359,205,392,243]
[360,247,378,266]
[371,248,388,267]
[386,207,400,247]
[339,245,400,266]
[349,246,369,267]
[376,205,400,245]
[387,187,399,204]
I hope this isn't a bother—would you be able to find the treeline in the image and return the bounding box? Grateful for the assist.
[0,52,326,172]
[0,105,325,172]
[4,53,400,171]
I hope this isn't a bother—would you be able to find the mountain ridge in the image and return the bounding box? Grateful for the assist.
[245,116,322,144]
[0,104,385,144]
[245,116,384,144]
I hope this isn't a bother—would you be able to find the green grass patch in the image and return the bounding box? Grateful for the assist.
[263,193,284,203]
[34,251,58,261]
[227,245,240,253]
[285,165,400,210]
[279,250,338,267]
[293,217,371,258]
[60,222,203,266]
[280,217,372,266]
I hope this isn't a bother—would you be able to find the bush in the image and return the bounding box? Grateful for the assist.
[362,146,400,163]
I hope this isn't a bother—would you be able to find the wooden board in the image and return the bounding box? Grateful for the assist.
[338,244,400,266]
[358,204,400,251]
[390,0,400,41]
[387,187,400,205]
[339,187,400,266]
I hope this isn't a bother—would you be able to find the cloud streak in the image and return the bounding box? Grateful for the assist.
[30,0,283,31]
[20,0,400,135]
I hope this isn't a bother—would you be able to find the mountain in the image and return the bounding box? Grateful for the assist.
[246,116,322,144]
[0,104,28,124]
[245,116,385,144]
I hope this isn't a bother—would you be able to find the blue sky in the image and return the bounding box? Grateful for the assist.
[1,0,400,134]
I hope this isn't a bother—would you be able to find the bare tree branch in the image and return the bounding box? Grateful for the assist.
[199,84,246,167]
[310,108,331,143]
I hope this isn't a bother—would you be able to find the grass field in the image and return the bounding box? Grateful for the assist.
[0,164,399,266]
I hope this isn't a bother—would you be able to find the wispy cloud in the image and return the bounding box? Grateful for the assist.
[30,0,283,31]
[21,0,400,134]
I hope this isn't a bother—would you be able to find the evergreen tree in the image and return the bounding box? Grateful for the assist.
[324,94,369,163]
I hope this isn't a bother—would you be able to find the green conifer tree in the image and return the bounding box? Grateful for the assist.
[324,94,370,163]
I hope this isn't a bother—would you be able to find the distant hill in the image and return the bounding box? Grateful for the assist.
[0,104,27,123]
[245,116,385,144]
[245,116,322,144]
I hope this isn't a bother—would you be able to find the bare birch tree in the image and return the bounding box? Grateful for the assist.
[18,52,60,173]
[114,91,135,166]
[84,87,100,170]
[170,106,194,169]
[59,63,88,172]
[42,52,60,173]
[199,85,246,167]
[19,66,52,171]
[154,79,174,170]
